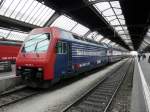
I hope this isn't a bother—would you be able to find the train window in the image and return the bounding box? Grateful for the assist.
[63,43,67,53]
[56,42,63,54]
[56,41,67,54]
[35,40,49,52]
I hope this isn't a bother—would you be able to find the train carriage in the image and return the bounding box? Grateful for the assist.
[0,39,22,63]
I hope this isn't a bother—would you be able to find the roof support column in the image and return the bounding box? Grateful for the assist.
[44,12,60,26]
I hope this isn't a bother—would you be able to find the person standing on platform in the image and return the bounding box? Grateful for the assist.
[143,54,146,60]
[148,55,150,63]
[142,54,146,60]
[138,54,141,61]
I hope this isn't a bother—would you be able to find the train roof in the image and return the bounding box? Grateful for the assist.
[0,39,22,46]
[55,27,107,48]
[29,27,108,48]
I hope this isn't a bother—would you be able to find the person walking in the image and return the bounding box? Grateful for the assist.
[148,55,150,63]
[142,54,146,60]
[138,54,141,61]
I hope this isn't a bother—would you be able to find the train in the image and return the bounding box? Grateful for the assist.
[16,27,127,88]
[0,39,22,63]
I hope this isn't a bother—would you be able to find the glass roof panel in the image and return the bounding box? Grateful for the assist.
[124,30,129,34]
[106,16,116,21]
[143,28,150,45]
[114,26,122,31]
[119,19,125,25]
[110,19,120,25]
[122,26,127,30]
[4,0,22,17]
[18,0,38,21]
[93,1,132,48]
[114,8,122,15]
[51,15,77,31]
[110,42,116,46]
[142,42,148,46]
[0,0,55,26]
[147,32,150,37]
[25,2,41,23]
[71,24,89,36]
[7,31,28,41]
[95,37,101,42]
[29,4,45,24]
[10,0,28,18]
[15,0,34,20]
[0,28,28,41]
[95,2,110,12]
[117,15,124,19]
[102,39,111,44]
[118,30,125,34]
[33,7,48,25]
[144,39,150,44]
[0,0,13,15]
[38,9,55,26]
[124,39,131,43]
[36,8,51,26]
[86,32,98,39]
[110,1,121,8]
[144,39,150,45]
[95,34,103,41]
[103,8,115,16]
[121,35,127,39]
[126,35,131,39]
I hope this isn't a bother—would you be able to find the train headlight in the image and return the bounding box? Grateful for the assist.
[18,66,21,69]
[38,68,43,71]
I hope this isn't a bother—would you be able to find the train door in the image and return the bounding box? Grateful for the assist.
[55,41,71,78]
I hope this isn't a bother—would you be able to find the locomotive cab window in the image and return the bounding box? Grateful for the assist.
[22,33,50,53]
[56,41,67,54]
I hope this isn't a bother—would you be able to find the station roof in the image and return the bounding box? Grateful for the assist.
[0,0,149,51]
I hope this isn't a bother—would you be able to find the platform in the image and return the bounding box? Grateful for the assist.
[0,59,128,112]
[131,54,150,112]
[0,64,21,93]
[0,64,16,78]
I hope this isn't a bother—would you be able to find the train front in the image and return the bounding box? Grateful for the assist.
[16,28,57,87]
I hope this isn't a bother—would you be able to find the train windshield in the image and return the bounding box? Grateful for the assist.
[22,33,50,53]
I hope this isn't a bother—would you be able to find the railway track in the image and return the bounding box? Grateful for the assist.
[62,59,134,112]
[0,85,40,108]
[0,59,131,109]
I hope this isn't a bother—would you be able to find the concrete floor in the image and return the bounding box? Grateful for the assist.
[0,60,126,112]
[131,60,147,112]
